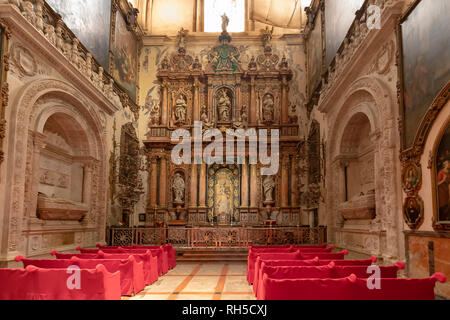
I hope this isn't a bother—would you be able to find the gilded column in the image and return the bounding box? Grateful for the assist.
[281,76,289,124]
[149,156,158,207]
[281,155,289,207]
[159,155,167,207]
[250,164,258,207]
[161,81,168,125]
[291,155,298,206]
[249,76,256,125]
[190,161,198,207]
[198,162,207,207]
[241,157,249,207]
[193,77,200,122]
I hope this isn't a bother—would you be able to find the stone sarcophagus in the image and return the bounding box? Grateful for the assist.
[37,194,89,221]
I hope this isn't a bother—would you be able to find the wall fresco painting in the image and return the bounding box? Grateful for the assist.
[324,0,364,67]
[46,0,111,70]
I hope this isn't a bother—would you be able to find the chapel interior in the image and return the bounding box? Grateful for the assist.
[0,0,449,300]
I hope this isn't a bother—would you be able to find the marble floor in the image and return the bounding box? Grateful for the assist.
[124,262,256,300]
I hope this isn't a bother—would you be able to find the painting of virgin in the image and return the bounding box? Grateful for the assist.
[434,123,450,224]
[400,0,450,148]
[113,11,138,101]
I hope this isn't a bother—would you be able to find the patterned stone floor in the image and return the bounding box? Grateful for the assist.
[124,262,256,300]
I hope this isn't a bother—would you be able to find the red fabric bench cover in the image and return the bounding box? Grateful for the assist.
[0,264,121,300]
[249,246,334,253]
[249,244,291,248]
[17,255,144,296]
[247,251,301,284]
[249,248,294,253]
[96,243,176,269]
[256,262,405,298]
[253,257,320,295]
[78,247,168,275]
[52,250,158,285]
[290,243,328,248]
[291,246,334,253]
[299,250,348,260]
[260,272,446,300]
[252,256,377,295]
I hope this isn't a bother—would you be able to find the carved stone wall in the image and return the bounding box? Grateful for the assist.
[317,3,404,264]
[0,5,120,266]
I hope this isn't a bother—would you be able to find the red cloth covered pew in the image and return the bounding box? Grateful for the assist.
[249,244,291,248]
[78,246,168,275]
[252,256,377,295]
[96,243,176,269]
[250,243,328,249]
[249,245,334,253]
[52,250,158,285]
[290,243,328,248]
[260,272,446,300]
[16,255,145,296]
[0,264,121,300]
[299,250,348,260]
[256,261,404,298]
[247,251,301,284]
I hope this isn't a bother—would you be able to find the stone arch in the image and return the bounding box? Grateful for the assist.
[4,78,108,252]
[323,76,401,260]
[328,76,394,161]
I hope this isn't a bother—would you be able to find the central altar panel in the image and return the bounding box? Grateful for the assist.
[143,26,303,229]
[207,164,240,225]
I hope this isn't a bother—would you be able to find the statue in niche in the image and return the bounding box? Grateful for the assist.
[221,13,229,33]
[241,106,248,124]
[217,89,231,122]
[172,173,185,203]
[262,93,275,122]
[263,175,275,202]
[174,94,187,123]
[201,105,213,129]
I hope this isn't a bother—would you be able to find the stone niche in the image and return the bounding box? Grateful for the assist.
[338,113,376,222]
[36,113,90,221]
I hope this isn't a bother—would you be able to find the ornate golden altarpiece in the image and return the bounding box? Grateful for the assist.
[144,29,302,229]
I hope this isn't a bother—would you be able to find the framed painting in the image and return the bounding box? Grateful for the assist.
[403,195,424,230]
[432,121,450,230]
[112,9,138,102]
[402,162,422,194]
[138,213,146,222]
[46,0,111,70]
[398,0,450,149]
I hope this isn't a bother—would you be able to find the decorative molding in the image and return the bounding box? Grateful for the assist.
[0,18,10,171]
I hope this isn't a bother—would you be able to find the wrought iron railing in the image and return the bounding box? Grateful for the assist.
[109,226,327,247]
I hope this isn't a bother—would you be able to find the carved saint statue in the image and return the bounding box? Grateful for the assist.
[177,28,189,51]
[174,94,187,122]
[217,89,231,121]
[221,13,229,33]
[263,175,275,202]
[262,26,274,49]
[262,93,274,122]
[172,173,185,203]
